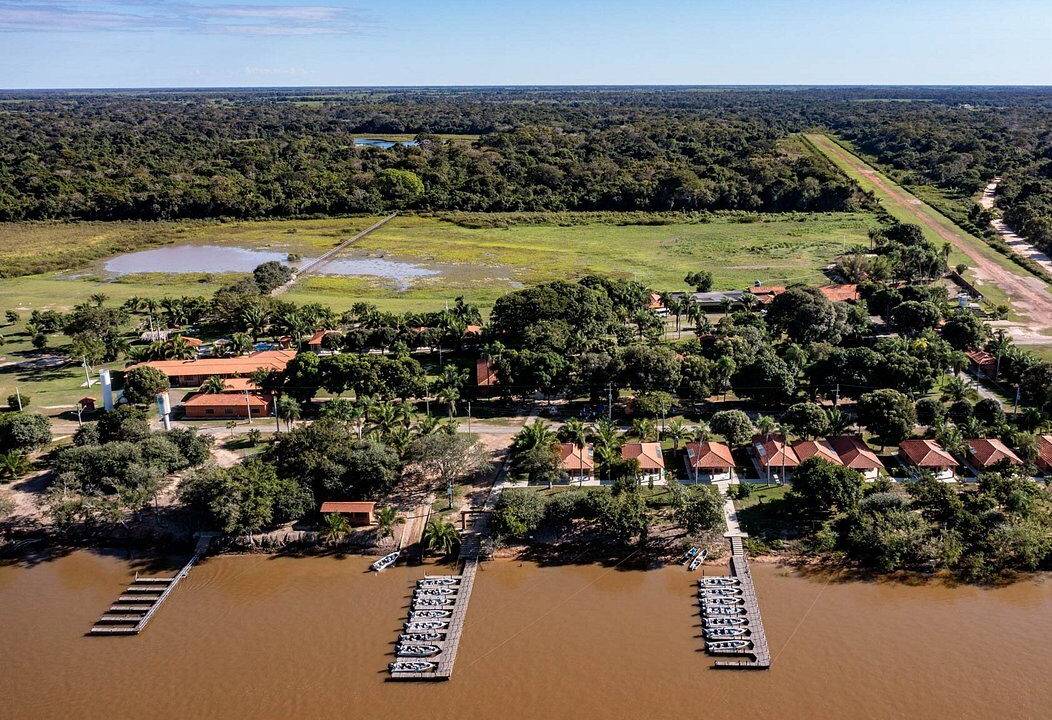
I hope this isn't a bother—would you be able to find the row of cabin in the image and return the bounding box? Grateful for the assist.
[558,441,669,485]
[754,434,884,480]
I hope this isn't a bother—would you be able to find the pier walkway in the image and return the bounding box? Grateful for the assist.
[89,534,214,636]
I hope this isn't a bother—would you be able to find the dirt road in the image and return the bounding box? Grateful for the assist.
[806,134,1052,346]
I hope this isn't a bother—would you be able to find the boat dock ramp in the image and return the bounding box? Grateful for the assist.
[88,534,213,636]
[698,539,771,669]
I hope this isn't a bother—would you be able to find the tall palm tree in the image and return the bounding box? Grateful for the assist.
[755,415,779,483]
[375,506,404,542]
[632,418,657,442]
[370,401,400,437]
[323,513,350,547]
[941,376,969,403]
[422,518,460,556]
[989,330,1012,380]
[437,386,460,419]
[200,375,226,394]
[662,418,688,450]
[691,421,712,442]
[230,332,254,356]
[557,418,590,484]
[276,395,301,430]
[591,418,622,454]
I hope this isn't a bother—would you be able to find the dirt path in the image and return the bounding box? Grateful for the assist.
[979,180,1052,276]
[806,134,1052,345]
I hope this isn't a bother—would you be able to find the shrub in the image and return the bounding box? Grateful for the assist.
[491,489,546,539]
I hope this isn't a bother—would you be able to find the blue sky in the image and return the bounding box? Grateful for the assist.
[1,1,1050,88]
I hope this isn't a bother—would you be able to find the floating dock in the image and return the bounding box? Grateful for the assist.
[88,534,212,636]
[699,537,771,669]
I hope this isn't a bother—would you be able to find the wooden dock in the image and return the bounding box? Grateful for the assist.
[701,541,771,669]
[88,535,213,636]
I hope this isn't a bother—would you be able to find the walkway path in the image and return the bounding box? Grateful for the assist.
[979,180,1052,276]
[271,213,398,296]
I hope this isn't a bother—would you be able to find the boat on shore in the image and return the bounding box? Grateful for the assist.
[683,547,699,563]
[688,549,707,571]
[371,551,400,572]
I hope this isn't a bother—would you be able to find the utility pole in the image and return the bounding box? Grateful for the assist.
[274,394,281,433]
[607,383,613,420]
[245,391,253,423]
[834,383,840,407]
[82,356,92,388]
[467,401,472,433]
[1013,385,1020,416]
[14,386,22,411]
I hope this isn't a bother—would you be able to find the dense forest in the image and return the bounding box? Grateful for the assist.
[0,87,1049,242]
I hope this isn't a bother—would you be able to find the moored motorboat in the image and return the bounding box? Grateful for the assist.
[371,551,400,572]
[400,632,444,643]
[409,609,452,621]
[421,576,460,584]
[701,596,745,606]
[415,586,457,595]
[705,626,749,639]
[699,577,739,586]
[390,661,436,673]
[706,639,752,653]
[412,597,456,608]
[396,643,442,657]
[702,605,746,616]
[405,620,449,632]
[704,616,748,627]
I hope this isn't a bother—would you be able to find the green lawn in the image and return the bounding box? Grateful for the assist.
[0,211,878,315]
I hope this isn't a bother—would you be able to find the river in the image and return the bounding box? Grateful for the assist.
[1,550,1049,720]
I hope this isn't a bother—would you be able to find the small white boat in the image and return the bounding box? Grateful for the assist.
[699,587,742,597]
[687,549,707,572]
[419,577,460,586]
[390,661,436,673]
[683,547,700,562]
[409,609,452,621]
[705,627,749,639]
[396,643,442,657]
[701,597,745,608]
[703,605,746,616]
[706,639,752,653]
[415,587,457,596]
[700,577,739,586]
[412,597,456,608]
[405,621,449,632]
[371,551,400,572]
[401,632,444,643]
[705,616,748,627]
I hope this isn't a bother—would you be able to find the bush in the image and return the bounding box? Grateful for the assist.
[676,485,724,535]
[915,397,945,427]
[0,412,52,452]
[491,489,546,539]
[122,366,170,405]
[6,393,28,410]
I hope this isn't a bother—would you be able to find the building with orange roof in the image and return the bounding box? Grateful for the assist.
[966,438,1022,470]
[621,442,666,485]
[183,392,269,419]
[684,441,735,483]
[818,284,860,303]
[899,439,959,481]
[127,350,295,387]
[753,434,799,481]
[319,501,376,526]
[558,442,595,484]
[793,439,844,466]
[748,286,786,304]
[827,435,885,480]
[964,349,997,380]
[307,329,340,352]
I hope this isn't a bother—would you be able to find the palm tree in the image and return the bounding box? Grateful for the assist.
[276,395,301,430]
[422,518,460,556]
[557,418,590,485]
[941,376,969,403]
[989,330,1012,380]
[662,418,688,450]
[323,513,350,547]
[0,451,30,483]
[827,407,850,435]
[513,419,558,453]
[230,332,254,356]
[755,415,779,483]
[593,443,618,485]
[691,421,712,442]
[591,418,622,455]
[375,506,404,542]
[370,401,400,437]
[665,295,684,339]
[199,375,226,394]
[436,386,460,419]
[414,414,442,437]
[632,418,657,442]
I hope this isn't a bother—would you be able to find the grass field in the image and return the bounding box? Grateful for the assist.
[0,212,878,314]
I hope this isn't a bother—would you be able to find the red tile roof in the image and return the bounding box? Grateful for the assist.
[965,350,996,372]
[966,438,1022,468]
[818,284,860,303]
[621,442,665,470]
[899,439,959,468]
[793,439,843,465]
[685,441,735,470]
[558,443,595,471]
[184,393,268,409]
[464,324,483,336]
[1038,435,1052,471]
[748,286,785,304]
[220,378,259,392]
[128,350,295,378]
[827,435,885,471]
[307,329,339,347]
[319,501,376,514]
[753,434,799,468]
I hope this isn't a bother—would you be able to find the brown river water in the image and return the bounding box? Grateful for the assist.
[1,550,1050,720]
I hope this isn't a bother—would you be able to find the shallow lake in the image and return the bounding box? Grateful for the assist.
[101,244,437,288]
[354,138,419,149]
[1,551,1049,720]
